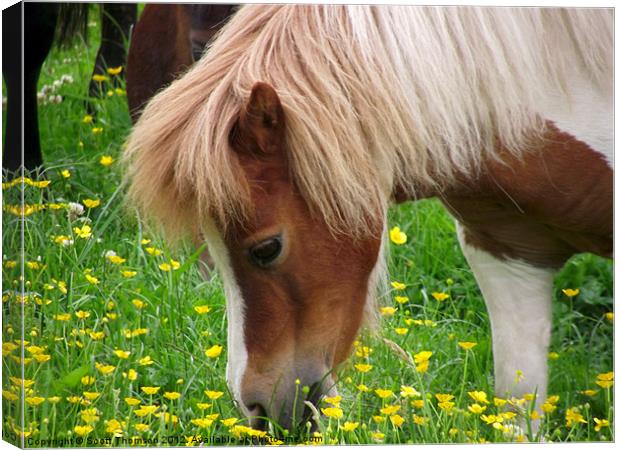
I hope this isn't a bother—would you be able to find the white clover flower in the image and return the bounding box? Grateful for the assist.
[67,202,84,220]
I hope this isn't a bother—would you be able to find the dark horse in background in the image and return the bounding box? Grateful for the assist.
[2,2,136,173]
[1,2,237,174]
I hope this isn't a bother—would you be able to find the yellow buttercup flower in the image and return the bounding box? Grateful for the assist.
[380,306,397,316]
[394,296,409,304]
[74,425,94,436]
[85,274,99,285]
[380,404,400,415]
[389,414,405,427]
[400,385,420,398]
[431,292,449,302]
[468,391,490,404]
[562,288,580,297]
[468,404,486,414]
[321,407,343,419]
[132,299,146,309]
[391,281,406,290]
[92,127,103,135]
[323,395,341,406]
[594,418,610,432]
[164,391,181,400]
[221,418,238,427]
[113,349,130,359]
[99,155,114,166]
[340,421,359,432]
[354,363,373,373]
[141,386,160,395]
[121,270,137,278]
[458,341,477,350]
[194,305,211,314]
[139,356,154,365]
[389,226,407,245]
[565,407,586,427]
[107,66,123,76]
[106,254,126,264]
[73,225,92,239]
[75,310,91,319]
[375,389,393,399]
[82,198,100,208]
[205,344,223,358]
[413,350,432,373]
[205,390,224,400]
[92,74,108,82]
[595,371,614,389]
[125,397,141,406]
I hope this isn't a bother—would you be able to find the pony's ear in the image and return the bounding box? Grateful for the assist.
[232,82,285,155]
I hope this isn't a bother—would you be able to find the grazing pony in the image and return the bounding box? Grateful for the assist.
[124,6,612,430]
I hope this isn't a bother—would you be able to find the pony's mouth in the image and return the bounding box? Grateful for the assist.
[247,403,269,431]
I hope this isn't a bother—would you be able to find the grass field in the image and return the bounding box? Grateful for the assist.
[2,12,614,446]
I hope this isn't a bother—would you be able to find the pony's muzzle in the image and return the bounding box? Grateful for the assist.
[241,373,334,432]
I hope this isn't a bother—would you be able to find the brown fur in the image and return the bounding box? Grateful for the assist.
[437,124,612,268]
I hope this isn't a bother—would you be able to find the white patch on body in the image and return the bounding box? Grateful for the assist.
[456,223,555,417]
[538,72,613,167]
[202,220,250,416]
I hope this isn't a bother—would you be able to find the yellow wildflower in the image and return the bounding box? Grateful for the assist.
[106,254,126,264]
[205,390,224,400]
[132,299,146,309]
[357,384,369,392]
[145,246,161,256]
[83,392,101,401]
[194,305,211,314]
[107,66,123,75]
[371,431,385,441]
[389,226,407,245]
[121,270,137,278]
[125,397,141,406]
[431,292,449,301]
[565,407,586,427]
[468,404,486,414]
[73,225,92,239]
[562,288,580,297]
[458,341,477,350]
[389,414,405,427]
[321,407,343,419]
[221,418,238,427]
[394,296,409,304]
[25,396,45,406]
[380,306,397,316]
[323,395,341,406]
[413,414,428,425]
[95,363,116,375]
[340,421,359,432]
[74,425,93,436]
[205,344,223,358]
[391,281,406,290]
[604,312,613,322]
[141,386,160,395]
[113,349,130,359]
[400,385,420,398]
[375,388,393,399]
[413,350,432,373]
[580,389,598,397]
[164,392,181,400]
[75,310,91,319]
[92,127,103,134]
[81,376,95,386]
[380,405,400,415]
[99,155,114,166]
[594,418,610,432]
[134,405,158,417]
[139,356,154,365]
[354,363,372,373]
[92,74,108,82]
[82,198,101,208]
[468,391,490,404]
[595,372,614,389]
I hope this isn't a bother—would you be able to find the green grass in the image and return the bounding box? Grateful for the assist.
[2,17,614,446]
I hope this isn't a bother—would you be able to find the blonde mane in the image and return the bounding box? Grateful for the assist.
[124,5,612,239]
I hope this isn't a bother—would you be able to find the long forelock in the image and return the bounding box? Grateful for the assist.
[124,5,611,241]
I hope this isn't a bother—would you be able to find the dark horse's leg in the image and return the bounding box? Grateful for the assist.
[88,3,136,97]
[2,3,58,173]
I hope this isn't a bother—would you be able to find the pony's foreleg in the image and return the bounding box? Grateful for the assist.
[456,223,554,436]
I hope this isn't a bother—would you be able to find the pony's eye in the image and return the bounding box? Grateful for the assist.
[248,236,283,268]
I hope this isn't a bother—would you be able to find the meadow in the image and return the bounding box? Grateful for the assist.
[2,13,614,446]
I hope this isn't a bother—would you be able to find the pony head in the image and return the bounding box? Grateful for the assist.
[204,82,384,428]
